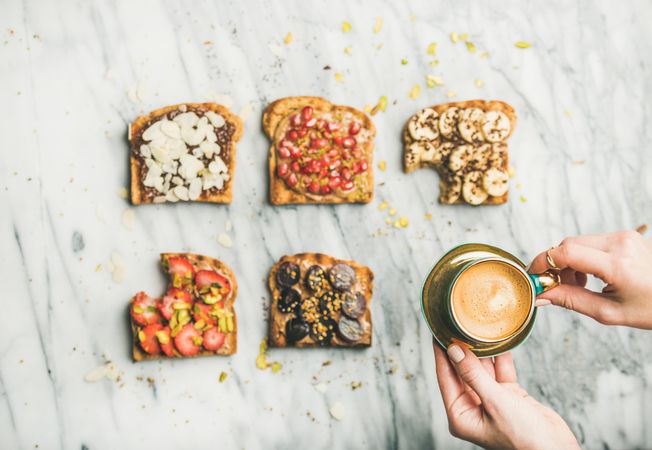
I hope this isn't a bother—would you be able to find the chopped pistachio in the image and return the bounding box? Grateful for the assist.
[256,354,270,369]
[474,79,485,88]
[426,74,444,88]
[194,319,205,330]
[480,51,489,59]
[138,330,145,342]
[408,84,421,99]
[508,166,516,178]
[393,220,401,229]
[341,21,352,33]
[218,316,227,332]
[95,264,102,272]
[429,59,439,67]
[459,33,469,41]
[226,316,234,332]
[399,217,409,228]
[344,46,352,55]
[385,217,393,225]
[389,208,396,216]
[564,110,572,117]
[363,104,372,113]
[192,336,203,346]
[515,41,532,49]
[378,95,387,111]
[450,32,459,43]
[283,32,293,45]
[519,196,527,202]
[447,91,457,98]
[465,41,476,53]
[219,371,228,383]
[401,58,408,65]
[155,330,170,345]
[271,362,282,373]
[373,17,383,34]
[378,160,386,171]
[425,213,433,220]
[378,200,388,211]
[334,72,344,82]
[133,306,144,314]
[173,301,190,310]
[426,42,437,55]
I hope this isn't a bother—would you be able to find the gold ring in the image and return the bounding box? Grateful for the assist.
[546,247,560,270]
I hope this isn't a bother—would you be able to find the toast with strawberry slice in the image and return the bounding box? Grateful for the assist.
[263,96,376,205]
[129,253,237,361]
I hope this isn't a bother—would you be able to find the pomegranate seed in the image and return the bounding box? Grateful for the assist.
[333,136,343,146]
[319,168,328,178]
[287,173,298,187]
[341,180,354,191]
[301,106,313,122]
[305,118,317,128]
[311,160,321,173]
[298,128,308,138]
[291,161,300,172]
[291,114,301,127]
[303,176,312,185]
[328,176,342,189]
[311,138,328,149]
[327,122,340,132]
[349,121,361,135]
[359,160,368,172]
[342,168,352,180]
[320,185,331,194]
[352,148,363,159]
[290,146,302,159]
[308,181,320,194]
[342,150,351,160]
[319,156,330,167]
[342,137,356,148]
[330,159,342,169]
[287,130,299,141]
[278,146,291,159]
[277,163,289,177]
[301,164,312,175]
[352,161,361,173]
[327,149,339,158]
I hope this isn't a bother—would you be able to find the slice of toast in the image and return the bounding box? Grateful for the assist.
[268,253,373,348]
[130,103,243,205]
[263,96,375,205]
[130,253,238,362]
[402,100,516,206]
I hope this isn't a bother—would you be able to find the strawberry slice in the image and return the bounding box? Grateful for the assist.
[202,327,226,351]
[192,302,220,326]
[138,323,163,355]
[195,270,231,295]
[131,292,162,326]
[155,326,175,357]
[173,324,202,356]
[165,256,195,289]
[159,288,192,320]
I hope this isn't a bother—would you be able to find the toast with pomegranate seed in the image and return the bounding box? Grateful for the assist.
[263,96,376,205]
[402,100,516,206]
[129,103,243,205]
[129,253,238,361]
[268,253,373,348]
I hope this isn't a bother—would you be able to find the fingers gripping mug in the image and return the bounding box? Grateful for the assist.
[422,244,560,357]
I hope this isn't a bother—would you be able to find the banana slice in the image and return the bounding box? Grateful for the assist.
[462,171,489,205]
[431,142,455,164]
[458,108,484,143]
[481,110,511,143]
[448,144,473,172]
[408,108,439,141]
[439,107,460,140]
[404,142,424,171]
[482,167,509,197]
[467,144,491,171]
[488,143,508,168]
[439,176,462,204]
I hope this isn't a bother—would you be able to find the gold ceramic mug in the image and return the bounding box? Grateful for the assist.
[422,243,560,357]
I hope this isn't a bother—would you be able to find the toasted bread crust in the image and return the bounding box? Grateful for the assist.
[402,100,516,205]
[130,103,243,205]
[268,253,373,348]
[131,252,238,361]
[264,96,375,205]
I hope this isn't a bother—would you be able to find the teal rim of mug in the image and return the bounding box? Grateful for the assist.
[420,243,540,357]
[446,256,537,344]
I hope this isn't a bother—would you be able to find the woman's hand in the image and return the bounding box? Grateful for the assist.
[434,342,579,450]
[529,230,652,329]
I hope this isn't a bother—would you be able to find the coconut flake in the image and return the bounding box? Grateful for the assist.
[121,209,135,230]
[217,233,233,248]
[329,402,345,421]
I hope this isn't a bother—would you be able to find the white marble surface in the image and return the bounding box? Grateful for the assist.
[2,0,652,449]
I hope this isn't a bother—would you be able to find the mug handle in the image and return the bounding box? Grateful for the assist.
[529,270,561,295]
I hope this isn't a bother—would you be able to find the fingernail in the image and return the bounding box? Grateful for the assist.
[536,299,552,307]
[447,344,465,363]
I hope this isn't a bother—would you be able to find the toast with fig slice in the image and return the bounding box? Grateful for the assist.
[268,253,373,348]
[402,100,516,206]
[263,96,376,205]
[129,103,243,205]
[129,253,237,361]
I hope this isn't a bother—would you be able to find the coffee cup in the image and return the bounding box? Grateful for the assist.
[422,243,559,357]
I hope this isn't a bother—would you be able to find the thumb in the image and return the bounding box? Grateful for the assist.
[537,284,624,325]
[447,344,500,402]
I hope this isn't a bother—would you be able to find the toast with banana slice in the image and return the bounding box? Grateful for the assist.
[403,100,516,205]
[263,96,375,205]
